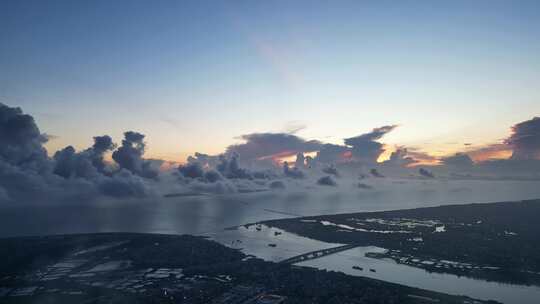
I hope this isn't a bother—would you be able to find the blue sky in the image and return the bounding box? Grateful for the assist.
[1,0,539,161]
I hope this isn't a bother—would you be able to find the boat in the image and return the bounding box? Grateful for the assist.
[352,266,363,271]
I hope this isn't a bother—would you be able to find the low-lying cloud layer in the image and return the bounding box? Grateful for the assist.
[1,102,539,204]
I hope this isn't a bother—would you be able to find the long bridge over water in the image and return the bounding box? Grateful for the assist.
[279,244,358,264]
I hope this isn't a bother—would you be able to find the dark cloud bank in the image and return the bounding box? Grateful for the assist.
[507,117,540,160]
[0,103,153,203]
[1,103,540,204]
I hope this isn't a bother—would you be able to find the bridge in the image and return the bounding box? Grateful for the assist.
[279,244,358,264]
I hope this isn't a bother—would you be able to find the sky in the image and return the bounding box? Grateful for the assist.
[1,0,540,162]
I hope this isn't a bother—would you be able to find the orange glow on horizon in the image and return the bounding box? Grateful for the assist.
[376,145,394,163]
[469,149,513,162]
[406,159,442,167]
[270,151,318,166]
[257,150,297,166]
[159,161,182,172]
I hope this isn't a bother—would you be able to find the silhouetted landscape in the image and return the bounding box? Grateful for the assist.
[0,233,497,304]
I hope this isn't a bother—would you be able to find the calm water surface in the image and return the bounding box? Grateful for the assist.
[2,180,540,238]
[211,224,540,304]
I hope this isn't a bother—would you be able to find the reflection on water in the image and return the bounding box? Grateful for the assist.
[2,180,540,238]
[208,224,344,262]
[299,247,540,304]
[209,224,540,304]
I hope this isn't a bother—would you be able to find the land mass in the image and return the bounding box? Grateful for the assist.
[0,233,493,303]
[263,199,540,286]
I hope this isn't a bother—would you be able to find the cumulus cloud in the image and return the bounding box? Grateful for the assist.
[226,132,322,161]
[217,125,399,170]
[294,152,305,169]
[0,159,53,202]
[0,104,60,202]
[204,170,223,183]
[314,125,397,165]
[463,117,540,163]
[0,103,49,171]
[4,101,540,203]
[344,125,397,163]
[345,125,397,145]
[90,135,116,173]
[217,153,253,179]
[98,169,150,198]
[178,161,226,184]
[383,147,417,167]
[437,117,540,179]
[176,152,276,194]
[52,136,116,179]
[187,152,221,168]
[52,135,151,198]
[178,162,205,179]
[305,155,315,168]
[466,143,510,162]
[441,153,474,168]
[174,149,287,196]
[283,161,305,179]
[322,165,339,177]
[315,144,349,164]
[506,117,540,160]
[317,175,337,186]
[0,103,153,203]
[112,131,159,179]
[402,149,439,165]
[53,146,97,179]
[419,168,435,178]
